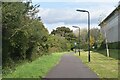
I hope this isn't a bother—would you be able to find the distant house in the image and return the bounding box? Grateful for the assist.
[98,4,120,49]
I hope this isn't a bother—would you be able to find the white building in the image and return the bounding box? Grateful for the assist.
[98,4,120,43]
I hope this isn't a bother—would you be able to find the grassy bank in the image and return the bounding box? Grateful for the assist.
[75,50,118,78]
[3,52,67,78]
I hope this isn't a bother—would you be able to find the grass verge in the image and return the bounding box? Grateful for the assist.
[3,52,67,78]
[75,50,118,78]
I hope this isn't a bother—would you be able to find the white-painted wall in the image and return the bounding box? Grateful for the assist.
[101,11,119,43]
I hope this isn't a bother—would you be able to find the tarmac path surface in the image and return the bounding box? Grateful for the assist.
[45,52,99,79]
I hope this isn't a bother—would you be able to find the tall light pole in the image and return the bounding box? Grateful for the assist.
[74,42,77,53]
[72,26,80,56]
[76,9,91,62]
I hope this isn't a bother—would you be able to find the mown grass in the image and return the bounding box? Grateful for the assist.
[75,50,118,78]
[3,52,67,78]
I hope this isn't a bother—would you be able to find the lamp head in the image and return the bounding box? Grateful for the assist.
[72,26,79,28]
[76,9,88,12]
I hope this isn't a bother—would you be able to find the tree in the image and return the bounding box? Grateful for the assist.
[51,27,73,38]
[51,26,77,49]
[2,2,49,69]
[47,35,71,53]
[74,28,88,50]
[90,28,104,49]
[90,35,95,48]
[2,2,32,65]
[73,28,104,50]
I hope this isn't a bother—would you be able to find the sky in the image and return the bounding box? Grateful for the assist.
[32,0,119,33]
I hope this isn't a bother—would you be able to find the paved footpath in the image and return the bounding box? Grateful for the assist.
[45,52,99,79]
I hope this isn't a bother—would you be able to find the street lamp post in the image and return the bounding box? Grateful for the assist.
[72,26,80,56]
[74,42,77,53]
[76,9,91,62]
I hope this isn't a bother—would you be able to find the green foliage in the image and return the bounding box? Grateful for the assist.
[47,35,71,53]
[90,28,104,49]
[2,2,72,75]
[77,28,88,50]
[90,35,95,48]
[3,52,66,78]
[2,2,31,67]
[51,26,77,50]
[74,28,104,50]
[2,2,49,70]
[51,26,76,40]
[51,27,72,36]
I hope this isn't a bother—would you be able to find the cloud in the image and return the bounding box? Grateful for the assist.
[44,22,101,33]
[38,5,115,24]
[39,8,79,24]
[43,22,65,33]
[36,2,117,32]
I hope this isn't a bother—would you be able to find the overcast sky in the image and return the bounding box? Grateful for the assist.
[32,0,119,33]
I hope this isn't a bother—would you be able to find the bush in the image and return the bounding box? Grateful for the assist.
[47,35,71,53]
[2,2,49,69]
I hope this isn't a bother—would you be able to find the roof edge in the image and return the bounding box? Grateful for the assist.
[98,4,120,26]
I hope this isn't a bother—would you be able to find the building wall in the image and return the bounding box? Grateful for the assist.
[101,11,119,43]
[118,9,120,42]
